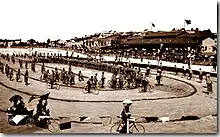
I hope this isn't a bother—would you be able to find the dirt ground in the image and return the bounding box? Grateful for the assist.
[0,57,217,133]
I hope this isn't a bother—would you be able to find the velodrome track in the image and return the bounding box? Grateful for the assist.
[0,48,217,133]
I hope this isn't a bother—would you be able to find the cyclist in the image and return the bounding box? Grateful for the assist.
[119,72,124,89]
[69,70,75,85]
[78,71,84,82]
[141,74,149,92]
[94,73,98,88]
[44,70,50,82]
[119,99,133,133]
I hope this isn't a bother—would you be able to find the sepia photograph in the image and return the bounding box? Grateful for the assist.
[0,0,217,134]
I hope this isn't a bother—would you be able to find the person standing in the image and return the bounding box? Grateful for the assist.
[16,69,21,82]
[198,68,203,83]
[101,72,105,88]
[24,70,29,86]
[206,74,213,94]
[9,68,13,81]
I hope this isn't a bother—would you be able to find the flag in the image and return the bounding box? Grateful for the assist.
[185,19,191,25]
[152,23,155,27]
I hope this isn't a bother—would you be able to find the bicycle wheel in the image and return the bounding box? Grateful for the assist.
[82,86,88,94]
[46,83,51,89]
[131,123,145,133]
[147,85,153,93]
[48,119,59,133]
[107,80,112,87]
[55,83,60,90]
[110,124,122,133]
[25,117,35,128]
[138,87,142,93]
[92,88,99,95]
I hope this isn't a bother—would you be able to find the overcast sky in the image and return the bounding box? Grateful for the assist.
[0,0,217,42]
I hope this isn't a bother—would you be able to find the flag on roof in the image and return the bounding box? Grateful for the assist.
[152,23,155,27]
[185,19,191,25]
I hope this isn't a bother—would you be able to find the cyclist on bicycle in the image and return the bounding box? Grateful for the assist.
[94,73,98,88]
[119,99,132,133]
[78,71,84,82]
[44,70,50,82]
[141,74,149,92]
[119,72,124,89]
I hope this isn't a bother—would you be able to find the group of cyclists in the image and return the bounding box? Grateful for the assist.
[0,50,214,94]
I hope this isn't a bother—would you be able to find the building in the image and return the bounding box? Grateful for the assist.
[201,37,217,56]
[0,39,21,47]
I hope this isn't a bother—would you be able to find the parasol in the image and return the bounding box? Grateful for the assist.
[9,95,23,102]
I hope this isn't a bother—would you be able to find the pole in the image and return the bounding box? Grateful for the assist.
[127,118,129,133]
[184,20,185,30]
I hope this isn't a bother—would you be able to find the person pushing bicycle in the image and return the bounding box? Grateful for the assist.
[119,99,133,133]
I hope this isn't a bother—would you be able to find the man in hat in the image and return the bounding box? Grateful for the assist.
[119,99,133,133]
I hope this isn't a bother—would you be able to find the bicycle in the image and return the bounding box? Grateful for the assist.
[46,81,60,90]
[110,116,145,133]
[25,115,59,133]
[138,84,154,93]
[82,85,99,95]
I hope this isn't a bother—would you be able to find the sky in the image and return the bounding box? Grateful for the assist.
[0,0,217,42]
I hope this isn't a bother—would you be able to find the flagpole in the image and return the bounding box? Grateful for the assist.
[184,20,185,30]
